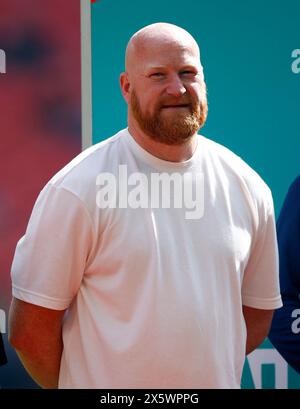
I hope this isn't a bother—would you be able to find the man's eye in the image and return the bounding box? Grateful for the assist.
[150,73,164,78]
[180,71,196,77]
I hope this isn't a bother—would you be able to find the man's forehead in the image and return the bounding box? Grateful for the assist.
[125,23,201,72]
[143,47,200,68]
[135,33,199,57]
[131,41,201,73]
[145,56,200,70]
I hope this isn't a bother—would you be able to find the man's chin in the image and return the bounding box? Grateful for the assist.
[160,106,191,112]
[147,125,198,145]
[132,110,200,144]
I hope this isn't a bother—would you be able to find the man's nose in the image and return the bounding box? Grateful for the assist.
[165,74,186,97]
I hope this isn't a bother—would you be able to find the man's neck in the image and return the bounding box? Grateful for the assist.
[128,122,198,163]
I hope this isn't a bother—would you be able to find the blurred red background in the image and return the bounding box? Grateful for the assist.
[0,0,81,302]
[0,0,81,387]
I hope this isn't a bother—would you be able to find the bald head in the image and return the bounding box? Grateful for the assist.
[125,23,201,73]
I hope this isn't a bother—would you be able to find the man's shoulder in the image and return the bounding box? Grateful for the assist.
[202,135,272,201]
[37,129,127,209]
[49,129,126,188]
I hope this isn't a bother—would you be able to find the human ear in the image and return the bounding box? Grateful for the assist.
[120,72,131,104]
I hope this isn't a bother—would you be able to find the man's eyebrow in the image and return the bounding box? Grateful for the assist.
[147,64,200,70]
[179,65,198,71]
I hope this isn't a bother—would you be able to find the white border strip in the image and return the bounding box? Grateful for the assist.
[80,0,92,150]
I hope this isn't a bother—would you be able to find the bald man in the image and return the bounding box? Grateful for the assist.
[9,23,282,389]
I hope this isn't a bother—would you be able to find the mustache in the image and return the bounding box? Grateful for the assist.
[158,99,196,108]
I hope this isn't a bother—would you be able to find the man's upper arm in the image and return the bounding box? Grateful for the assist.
[9,297,66,350]
[11,183,94,311]
[243,305,274,354]
[9,297,67,389]
[243,305,274,333]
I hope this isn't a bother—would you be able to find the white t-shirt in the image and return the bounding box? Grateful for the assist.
[11,129,282,388]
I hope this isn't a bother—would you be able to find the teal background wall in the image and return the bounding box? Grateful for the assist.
[91,0,300,388]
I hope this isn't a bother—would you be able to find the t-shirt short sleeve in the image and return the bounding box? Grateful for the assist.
[242,191,283,310]
[11,183,95,310]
